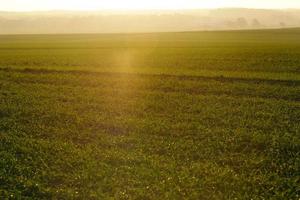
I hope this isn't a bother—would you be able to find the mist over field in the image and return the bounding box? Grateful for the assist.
[1,8,300,34]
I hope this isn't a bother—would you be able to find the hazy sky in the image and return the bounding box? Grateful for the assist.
[1,0,300,11]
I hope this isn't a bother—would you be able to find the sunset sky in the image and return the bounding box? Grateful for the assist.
[1,0,300,11]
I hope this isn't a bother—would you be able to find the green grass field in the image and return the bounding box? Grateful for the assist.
[0,29,299,199]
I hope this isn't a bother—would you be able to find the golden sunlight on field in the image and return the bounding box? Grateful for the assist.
[0,0,300,198]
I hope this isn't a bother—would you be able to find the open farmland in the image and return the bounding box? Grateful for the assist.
[0,29,300,199]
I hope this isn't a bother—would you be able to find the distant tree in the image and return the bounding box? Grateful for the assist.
[280,22,286,28]
[236,17,248,28]
[251,18,263,28]
[224,20,235,29]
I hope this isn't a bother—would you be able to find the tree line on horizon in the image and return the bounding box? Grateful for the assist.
[0,8,299,34]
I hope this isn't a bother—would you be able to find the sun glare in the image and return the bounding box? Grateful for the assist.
[1,0,300,11]
[34,0,222,11]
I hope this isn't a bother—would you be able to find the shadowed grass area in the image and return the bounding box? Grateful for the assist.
[0,29,299,199]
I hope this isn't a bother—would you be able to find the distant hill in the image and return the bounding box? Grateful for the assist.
[0,8,300,34]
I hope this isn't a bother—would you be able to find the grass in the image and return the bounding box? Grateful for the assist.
[0,28,299,199]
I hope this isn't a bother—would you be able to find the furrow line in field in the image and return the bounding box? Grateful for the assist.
[1,67,299,86]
